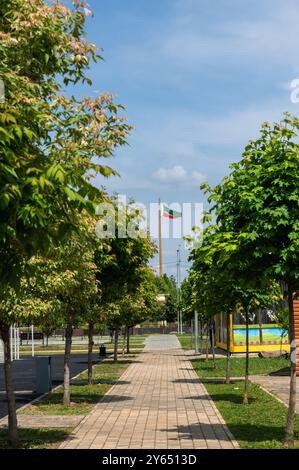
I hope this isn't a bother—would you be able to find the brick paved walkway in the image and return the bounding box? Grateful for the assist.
[60,335,239,449]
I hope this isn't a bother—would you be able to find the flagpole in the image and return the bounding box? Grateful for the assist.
[158,198,163,276]
[177,248,180,333]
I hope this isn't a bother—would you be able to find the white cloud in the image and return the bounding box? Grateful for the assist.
[90,0,299,278]
[153,165,187,183]
[153,165,206,185]
[100,93,295,197]
[93,0,299,204]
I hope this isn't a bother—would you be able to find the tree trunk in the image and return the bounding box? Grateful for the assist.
[114,327,119,362]
[126,327,130,354]
[0,324,18,446]
[205,324,209,361]
[122,328,126,358]
[211,326,216,368]
[63,316,73,406]
[190,319,194,350]
[243,310,249,405]
[284,288,297,446]
[87,323,94,385]
[226,312,231,385]
[200,321,203,354]
[258,308,263,345]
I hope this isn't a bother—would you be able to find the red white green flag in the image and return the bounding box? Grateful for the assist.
[161,204,182,219]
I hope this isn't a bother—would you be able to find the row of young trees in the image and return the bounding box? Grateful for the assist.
[186,114,299,446]
[0,0,160,446]
[2,206,159,445]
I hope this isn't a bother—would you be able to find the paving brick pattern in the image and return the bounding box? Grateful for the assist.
[60,335,239,449]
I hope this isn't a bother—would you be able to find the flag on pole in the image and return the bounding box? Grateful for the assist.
[161,204,182,219]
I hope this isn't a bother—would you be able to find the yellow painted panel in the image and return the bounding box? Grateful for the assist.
[216,340,290,353]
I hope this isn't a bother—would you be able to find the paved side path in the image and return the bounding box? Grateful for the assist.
[0,415,84,428]
[251,374,299,412]
[60,335,239,449]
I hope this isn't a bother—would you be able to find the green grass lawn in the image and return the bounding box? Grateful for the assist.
[0,428,71,449]
[190,347,297,448]
[20,359,131,416]
[177,333,208,351]
[204,381,299,448]
[191,356,289,377]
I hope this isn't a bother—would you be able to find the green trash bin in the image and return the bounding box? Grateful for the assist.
[35,356,52,394]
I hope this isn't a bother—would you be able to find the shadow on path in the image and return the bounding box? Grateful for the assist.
[180,394,256,405]
[160,421,287,444]
[269,367,291,377]
[100,394,133,404]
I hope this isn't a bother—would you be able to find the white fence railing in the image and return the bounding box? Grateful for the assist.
[0,325,21,363]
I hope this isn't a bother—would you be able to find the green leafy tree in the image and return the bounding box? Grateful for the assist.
[201,114,299,444]
[122,270,159,353]
[0,0,131,444]
[20,219,100,405]
[84,296,104,386]
[189,221,281,393]
[189,225,235,375]
[95,204,157,361]
[180,278,194,323]
[153,274,178,323]
[0,265,62,442]
[273,306,289,353]
[105,272,159,357]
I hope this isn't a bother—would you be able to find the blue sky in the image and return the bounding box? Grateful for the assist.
[82,0,299,278]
